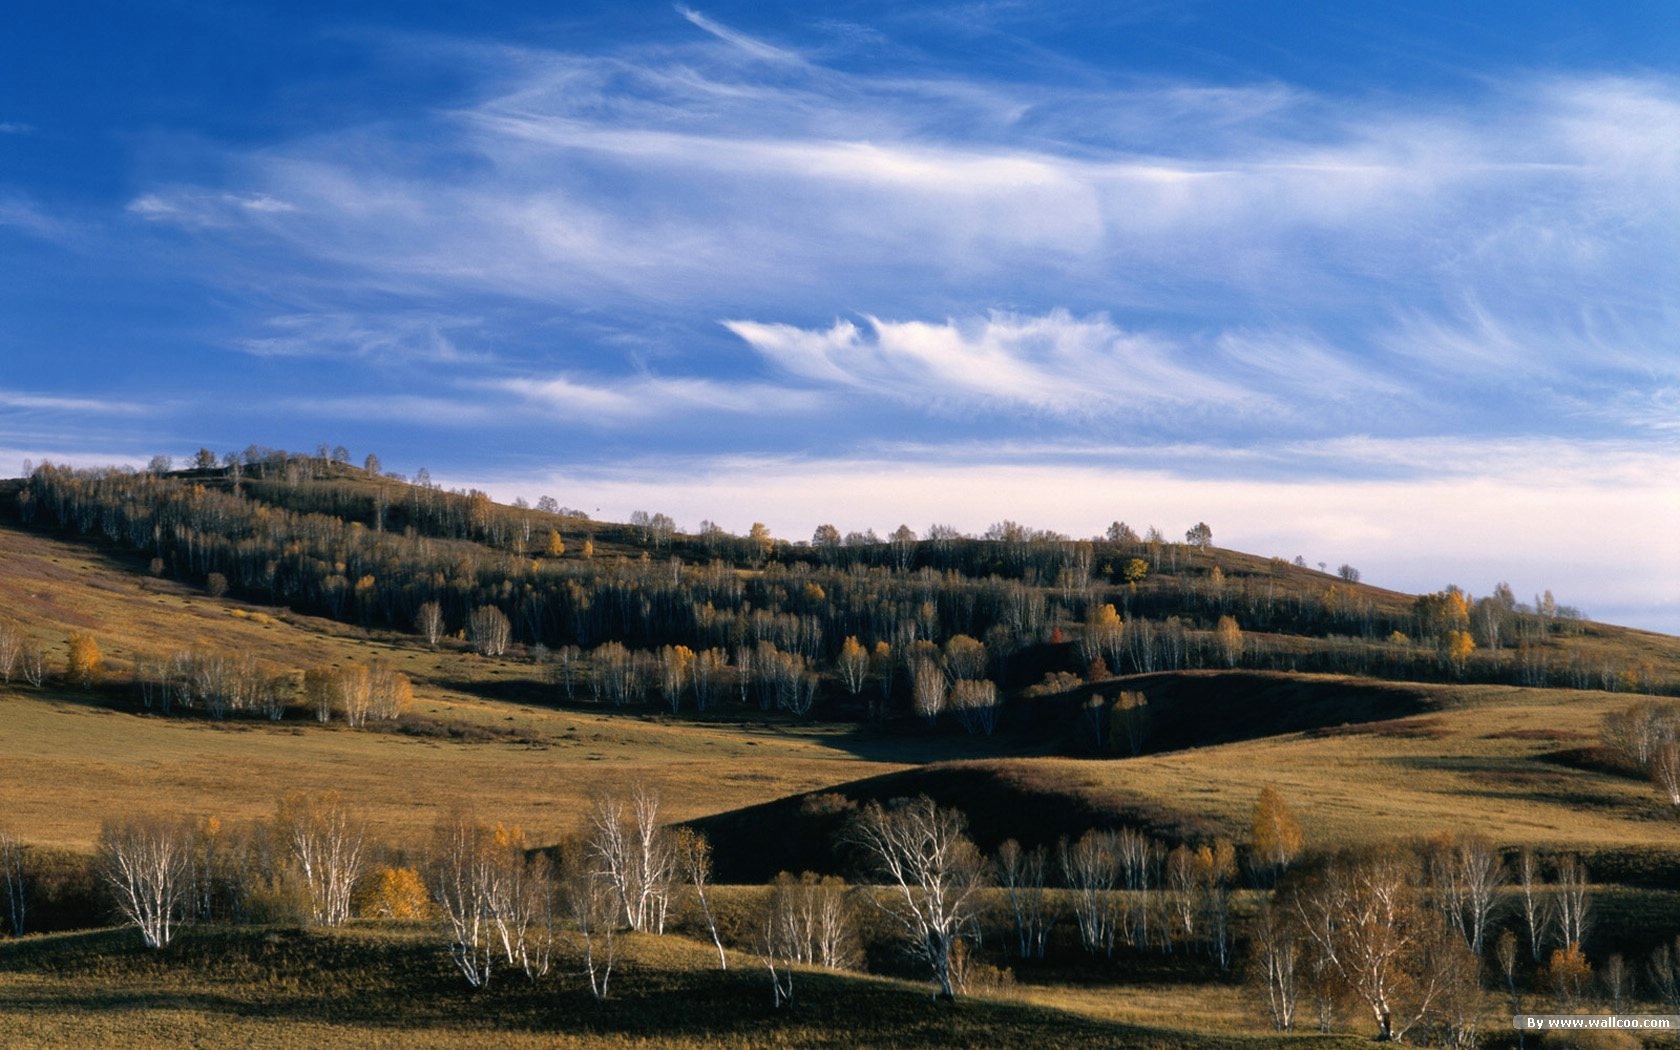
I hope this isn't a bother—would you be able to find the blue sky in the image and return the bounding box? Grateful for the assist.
[3,1,1677,630]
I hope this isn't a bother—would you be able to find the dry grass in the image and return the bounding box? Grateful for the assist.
[1050,682,1675,851]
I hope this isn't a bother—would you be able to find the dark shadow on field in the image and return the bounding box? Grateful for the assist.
[0,927,1335,1049]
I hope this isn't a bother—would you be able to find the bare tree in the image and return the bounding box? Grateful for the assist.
[18,644,44,688]
[1653,742,1680,805]
[949,679,999,736]
[1250,897,1300,1031]
[98,815,193,948]
[994,839,1050,960]
[1516,846,1549,961]
[673,828,726,970]
[416,601,445,649]
[1061,830,1122,955]
[754,888,799,1008]
[1289,846,1477,1043]
[0,622,21,685]
[429,813,498,988]
[587,786,676,933]
[1425,832,1504,955]
[0,827,25,937]
[1552,853,1591,950]
[279,792,366,927]
[1650,937,1680,1015]
[560,842,616,1000]
[765,871,858,971]
[846,795,986,999]
[468,605,511,657]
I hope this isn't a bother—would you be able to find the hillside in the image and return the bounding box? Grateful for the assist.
[5,449,1680,1047]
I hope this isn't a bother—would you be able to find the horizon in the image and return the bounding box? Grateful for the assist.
[3,2,1677,632]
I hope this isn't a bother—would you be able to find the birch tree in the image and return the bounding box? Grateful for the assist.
[279,791,366,927]
[98,816,193,948]
[846,795,985,999]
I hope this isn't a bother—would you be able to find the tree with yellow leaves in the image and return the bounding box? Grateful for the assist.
[1215,615,1242,668]
[837,636,868,696]
[1444,630,1475,677]
[1250,785,1304,885]
[658,645,695,713]
[65,632,102,687]
[355,865,432,920]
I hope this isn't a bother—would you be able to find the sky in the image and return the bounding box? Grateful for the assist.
[2,1,1677,631]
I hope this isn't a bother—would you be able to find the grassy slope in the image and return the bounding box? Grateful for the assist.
[0,528,957,850]
[0,924,1369,1050]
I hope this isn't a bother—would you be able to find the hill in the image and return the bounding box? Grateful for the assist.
[5,447,1680,1046]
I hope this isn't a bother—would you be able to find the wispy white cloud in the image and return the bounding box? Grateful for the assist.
[0,389,148,415]
[0,193,73,243]
[724,310,1256,418]
[127,190,299,227]
[677,6,805,65]
[0,122,32,135]
[233,312,492,364]
[490,372,827,423]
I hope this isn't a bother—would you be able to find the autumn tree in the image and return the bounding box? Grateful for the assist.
[1214,616,1242,668]
[846,795,986,999]
[837,636,869,697]
[657,645,695,714]
[355,865,431,919]
[369,660,413,722]
[949,679,999,736]
[1112,690,1149,755]
[1546,942,1593,1010]
[66,632,102,687]
[1250,785,1304,886]
[1289,846,1477,1042]
[1186,522,1213,548]
[278,791,366,927]
[98,815,193,948]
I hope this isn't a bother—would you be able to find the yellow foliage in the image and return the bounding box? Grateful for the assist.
[66,632,102,686]
[1250,784,1304,873]
[546,529,565,557]
[354,865,433,920]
